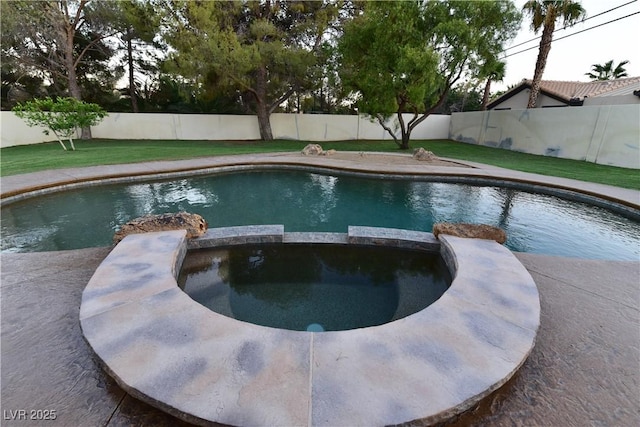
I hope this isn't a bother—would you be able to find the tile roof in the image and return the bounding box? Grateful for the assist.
[487,76,640,109]
[526,76,640,99]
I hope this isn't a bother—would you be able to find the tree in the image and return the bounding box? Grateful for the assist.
[430,85,484,114]
[585,59,629,81]
[139,74,245,114]
[1,1,118,137]
[523,0,586,108]
[97,0,163,112]
[338,1,520,149]
[12,97,107,151]
[480,59,506,110]
[162,1,342,140]
[1,65,48,110]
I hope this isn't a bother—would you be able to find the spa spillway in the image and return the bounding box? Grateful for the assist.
[80,225,540,427]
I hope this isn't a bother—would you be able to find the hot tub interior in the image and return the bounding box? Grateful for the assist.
[178,243,452,331]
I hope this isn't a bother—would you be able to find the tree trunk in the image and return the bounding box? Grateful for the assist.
[64,19,91,139]
[256,101,274,140]
[400,133,410,150]
[481,79,492,110]
[254,66,274,140]
[527,17,555,109]
[397,111,410,150]
[376,114,400,148]
[127,33,139,113]
[68,75,92,139]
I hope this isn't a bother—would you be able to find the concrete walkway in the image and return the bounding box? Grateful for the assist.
[1,153,638,425]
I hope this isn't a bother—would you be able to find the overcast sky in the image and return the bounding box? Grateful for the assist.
[495,0,640,91]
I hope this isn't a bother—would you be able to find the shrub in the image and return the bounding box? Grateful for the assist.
[12,97,107,150]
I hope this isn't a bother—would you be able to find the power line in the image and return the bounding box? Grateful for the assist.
[503,0,638,52]
[501,10,640,59]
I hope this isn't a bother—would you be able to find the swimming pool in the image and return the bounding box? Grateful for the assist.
[2,169,639,259]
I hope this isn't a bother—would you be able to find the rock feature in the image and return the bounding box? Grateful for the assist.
[113,212,208,244]
[301,144,337,156]
[432,223,507,244]
[301,144,324,155]
[413,147,438,161]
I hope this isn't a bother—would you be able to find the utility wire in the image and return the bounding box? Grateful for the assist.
[501,10,640,59]
[503,0,638,52]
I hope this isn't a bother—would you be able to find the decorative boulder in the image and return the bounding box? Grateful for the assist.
[413,147,438,161]
[113,212,208,244]
[323,149,337,156]
[432,223,507,244]
[302,144,324,155]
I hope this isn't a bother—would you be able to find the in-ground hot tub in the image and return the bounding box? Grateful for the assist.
[178,242,452,332]
[80,225,540,426]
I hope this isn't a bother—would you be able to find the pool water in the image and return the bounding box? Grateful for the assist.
[1,170,638,260]
[177,244,452,331]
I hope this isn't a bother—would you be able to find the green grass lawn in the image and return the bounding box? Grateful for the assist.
[1,138,638,190]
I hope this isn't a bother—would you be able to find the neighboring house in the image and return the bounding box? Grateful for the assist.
[487,76,640,110]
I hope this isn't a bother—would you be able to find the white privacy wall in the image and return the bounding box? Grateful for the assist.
[449,105,640,169]
[3,107,638,169]
[0,112,451,147]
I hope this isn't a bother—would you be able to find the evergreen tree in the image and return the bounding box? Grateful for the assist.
[162,0,343,140]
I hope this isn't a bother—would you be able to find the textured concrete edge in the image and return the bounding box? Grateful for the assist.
[78,230,215,426]
[77,346,216,427]
[432,236,541,422]
[79,225,541,427]
[1,153,637,218]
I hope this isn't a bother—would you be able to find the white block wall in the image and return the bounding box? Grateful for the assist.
[0,112,451,148]
[4,106,637,169]
[449,105,640,169]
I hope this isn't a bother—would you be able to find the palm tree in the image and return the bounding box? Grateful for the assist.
[585,60,629,80]
[523,0,586,108]
[480,59,506,110]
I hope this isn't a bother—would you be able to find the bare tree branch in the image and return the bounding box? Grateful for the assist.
[269,87,296,114]
[376,113,401,147]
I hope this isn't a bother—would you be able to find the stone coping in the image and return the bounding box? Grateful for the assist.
[80,225,540,427]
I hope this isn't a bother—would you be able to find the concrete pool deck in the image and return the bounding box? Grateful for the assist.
[1,152,639,426]
[2,248,638,426]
